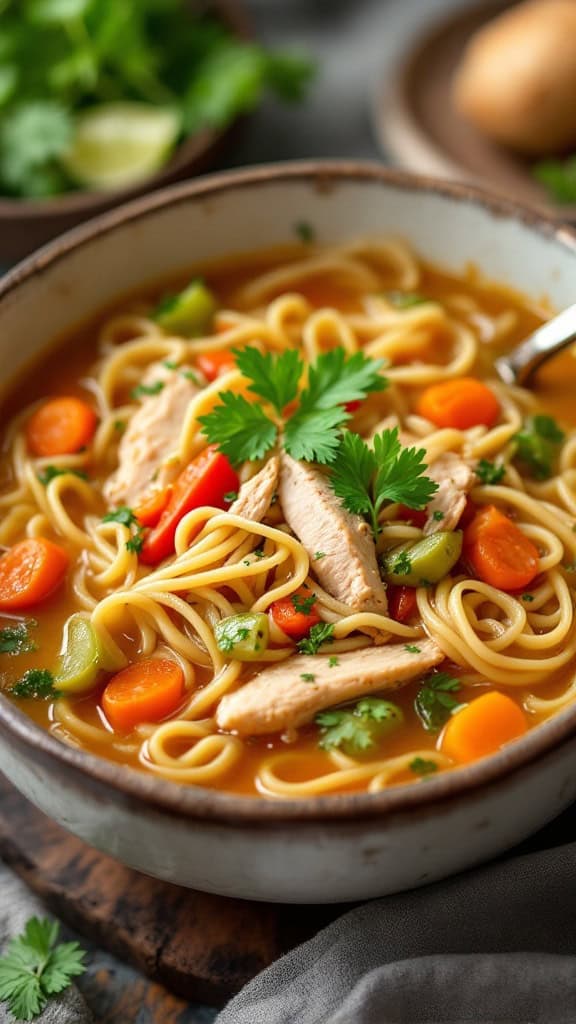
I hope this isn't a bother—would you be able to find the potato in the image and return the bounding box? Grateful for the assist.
[453,0,576,155]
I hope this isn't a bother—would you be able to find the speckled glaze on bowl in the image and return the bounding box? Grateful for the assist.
[1,162,576,903]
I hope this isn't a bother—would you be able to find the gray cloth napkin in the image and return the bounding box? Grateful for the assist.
[216,840,576,1024]
[0,864,92,1024]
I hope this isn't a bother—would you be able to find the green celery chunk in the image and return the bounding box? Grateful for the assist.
[381,530,463,587]
[54,614,101,693]
[154,280,216,336]
[214,612,269,661]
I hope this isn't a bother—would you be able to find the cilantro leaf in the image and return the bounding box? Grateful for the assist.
[283,406,348,464]
[475,459,505,485]
[298,349,387,413]
[234,348,302,414]
[316,697,403,755]
[514,415,565,480]
[198,392,277,465]
[414,671,461,733]
[0,101,73,198]
[0,916,86,1021]
[291,591,317,615]
[0,620,37,655]
[11,669,56,699]
[534,157,576,204]
[410,756,438,776]
[330,428,438,537]
[297,622,335,655]
[131,381,165,399]
[37,466,88,486]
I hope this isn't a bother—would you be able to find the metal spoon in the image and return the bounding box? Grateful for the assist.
[495,302,576,386]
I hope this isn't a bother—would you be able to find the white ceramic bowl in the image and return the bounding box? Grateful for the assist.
[2,162,576,903]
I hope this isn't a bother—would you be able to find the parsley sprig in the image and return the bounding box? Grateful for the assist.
[316,697,403,755]
[513,415,565,481]
[414,671,461,733]
[329,428,438,538]
[297,622,335,655]
[199,348,387,466]
[0,621,37,656]
[0,917,86,1021]
[102,506,145,554]
[11,669,56,699]
[475,459,505,485]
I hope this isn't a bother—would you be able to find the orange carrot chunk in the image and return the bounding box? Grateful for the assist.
[196,350,236,382]
[271,586,321,640]
[134,486,173,528]
[464,504,539,591]
[26,396,97,457]
[0,537,69,610]
[442,690,527,764]
[140,445,239,565]
[102,658,185,732]
[417,378,500,430]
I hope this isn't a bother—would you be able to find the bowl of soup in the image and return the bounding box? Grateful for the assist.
[1,162,576,903]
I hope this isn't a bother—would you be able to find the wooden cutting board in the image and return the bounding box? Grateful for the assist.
[0,773,340,1007]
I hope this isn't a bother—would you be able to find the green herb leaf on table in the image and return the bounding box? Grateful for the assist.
[329,428,438,538]
[0,916,86,1022]
[11,669,56,699]
[414,671,461,733]
[0,621,37,656]
[297,622,335,655]
[514,415,565,480]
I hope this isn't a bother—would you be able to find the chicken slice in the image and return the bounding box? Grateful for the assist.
[424,453,477,535]
[216,638,444,735]
[104,367,198,507]
[229,456,279,523]
[279,454,388,614]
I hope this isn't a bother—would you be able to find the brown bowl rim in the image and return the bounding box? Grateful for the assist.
[2,159,576,826]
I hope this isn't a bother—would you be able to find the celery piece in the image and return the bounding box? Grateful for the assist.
[381,531,463,587]
[214,612,269,661]
[154,280,216,337]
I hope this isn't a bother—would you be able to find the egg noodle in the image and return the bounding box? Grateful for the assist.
[2,238,576,797]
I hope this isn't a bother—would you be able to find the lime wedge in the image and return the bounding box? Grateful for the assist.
[62,102,181,192]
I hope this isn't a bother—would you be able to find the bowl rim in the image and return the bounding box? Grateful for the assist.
[2,158,576,826]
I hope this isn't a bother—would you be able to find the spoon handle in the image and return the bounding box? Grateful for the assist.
[495,302,576,386]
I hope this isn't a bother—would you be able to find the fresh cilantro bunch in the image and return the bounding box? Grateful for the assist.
[0,917,86,1021]
[199,347,387,466]
[0,0,314,198]
[329,428,439,537]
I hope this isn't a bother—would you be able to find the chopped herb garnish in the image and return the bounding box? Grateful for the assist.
[182,369,201,384]
[410,756,438,777]
[414,671,461,733]
[224,490,238,503]
[297,622,335,655]
[292,591,317,615]
[102,506,144,554]
[163,359,179,370]
[316,697,403,754]
[131,380,165,399]
[328,655,339,667]
[329,428,438,539]
[37,466,88,486]
[253,547,265,559]
[476,459,506,485]
[391,550,412,576]
[300,672,316,683]
[295,221,315,243]
[313,551,326,560]
[386,291,427,309]
[199,348,387,466]
[514,415,565,481]
[404,644,421,654]
[113,420,126,433]
[432,510,445,522]
[11,669,56,699]
[0,620,37,655]
[0,916,86,1021]
[521,593,535,602]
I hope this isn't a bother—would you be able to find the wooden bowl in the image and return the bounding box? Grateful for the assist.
[0,0,249,263]
[372,0,576,221]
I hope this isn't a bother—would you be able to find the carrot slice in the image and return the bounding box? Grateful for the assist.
[26,397,97,457]
[196,350,236,382]
[0,538,69,610]
[464,504,539,591]
[134,486,172,528]
[102,658,185,732]
[441,691,527,764]
[388,585,419,623]
[271,585,321,640]
[417,378,500,430]
[140,445,239,565]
